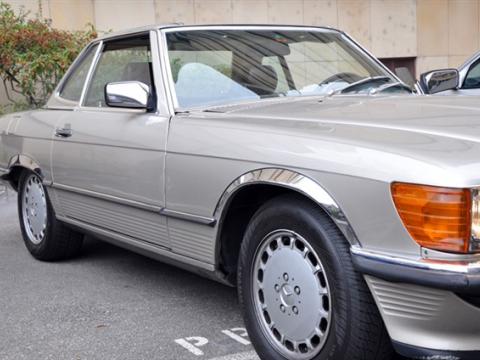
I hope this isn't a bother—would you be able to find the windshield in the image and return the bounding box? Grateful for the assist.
[166,28,405,108]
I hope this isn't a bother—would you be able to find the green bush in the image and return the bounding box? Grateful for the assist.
[0,2,96,109]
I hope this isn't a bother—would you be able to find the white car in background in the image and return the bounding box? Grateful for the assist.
[417,51,480,95]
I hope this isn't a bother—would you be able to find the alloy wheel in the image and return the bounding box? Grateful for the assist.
[21,174,48,245]
[252,229,332,359]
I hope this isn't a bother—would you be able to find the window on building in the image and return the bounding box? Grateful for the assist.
[379,57,416,87]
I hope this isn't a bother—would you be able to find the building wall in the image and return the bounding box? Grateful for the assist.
[2,0,480,105]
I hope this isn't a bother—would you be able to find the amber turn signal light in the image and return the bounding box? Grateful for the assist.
[391,182,472,253]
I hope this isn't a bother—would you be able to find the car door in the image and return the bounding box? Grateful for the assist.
[50,32,171,249]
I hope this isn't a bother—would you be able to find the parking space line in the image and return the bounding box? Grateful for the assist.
[175,337,209,356]
[221,328,251,345]
[208,351,260,360]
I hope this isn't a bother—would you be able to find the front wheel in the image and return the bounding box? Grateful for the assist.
[18,171,83,261]
[238,194,393,360]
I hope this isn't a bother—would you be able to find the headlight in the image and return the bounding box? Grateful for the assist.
[391,182,480,254]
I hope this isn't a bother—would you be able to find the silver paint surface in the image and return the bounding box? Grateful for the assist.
[1,25,480,353]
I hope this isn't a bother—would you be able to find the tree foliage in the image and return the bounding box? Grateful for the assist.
[0,2,96,107]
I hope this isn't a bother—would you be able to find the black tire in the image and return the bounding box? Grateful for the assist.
[238,194,393,360]
[18,170,83,261]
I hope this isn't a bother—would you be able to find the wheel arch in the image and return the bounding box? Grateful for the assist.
[1,154,45,191]
[213,168,359,283]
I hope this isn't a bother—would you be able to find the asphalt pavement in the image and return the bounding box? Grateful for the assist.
[0,182,408,360]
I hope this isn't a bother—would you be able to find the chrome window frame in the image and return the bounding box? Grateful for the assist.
[46,42,101,109]
[77,31,171,115]
[78,40,103,107]
[159,25,406,112]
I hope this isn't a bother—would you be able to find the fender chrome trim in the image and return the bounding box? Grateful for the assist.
[7,154,43,176]
[0,167,8,178]
[214,168,359,245]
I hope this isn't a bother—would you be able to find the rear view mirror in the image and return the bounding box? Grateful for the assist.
[419,69,459,94]
[105,81,152,109]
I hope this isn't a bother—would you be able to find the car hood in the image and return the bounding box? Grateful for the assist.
[194,95,480,187]
[212,95,480,142]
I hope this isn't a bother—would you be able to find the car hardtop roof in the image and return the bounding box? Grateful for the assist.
[95,23,341,42]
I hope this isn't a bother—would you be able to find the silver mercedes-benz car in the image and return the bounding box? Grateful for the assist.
[0,25,479,360]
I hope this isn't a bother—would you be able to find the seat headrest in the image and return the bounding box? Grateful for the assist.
[246,65,278,95]
[122,62,153,86]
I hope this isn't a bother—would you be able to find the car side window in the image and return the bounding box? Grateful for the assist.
[84,35,153,108]
[59,43,99,102]
[463,60,480,89]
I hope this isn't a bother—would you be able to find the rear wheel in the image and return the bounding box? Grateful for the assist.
[18,171,83,261]
[238,194,393,360]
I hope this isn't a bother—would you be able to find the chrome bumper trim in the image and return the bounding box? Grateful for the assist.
[351,246,480,274]
[351,246,480,294]
[393,341,480,360]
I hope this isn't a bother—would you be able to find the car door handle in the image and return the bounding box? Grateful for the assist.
[55,127,73,138]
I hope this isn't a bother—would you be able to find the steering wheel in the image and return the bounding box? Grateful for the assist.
[319,72,363,86]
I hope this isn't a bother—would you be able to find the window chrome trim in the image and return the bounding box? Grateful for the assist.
[72,106,147,114]
[45,42,102,110]
[159,28,178,111]
[78,32,161,113]
[79,41,104,107]
[340,31,405,87]
[156,29,176,115]
[149,30,171,116]
[56,43,98,99]
[214,168,360,246]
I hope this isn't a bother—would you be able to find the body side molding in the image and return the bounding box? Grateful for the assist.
[160,208,216,226]
[214,168,360,246]
[50,182,216,226]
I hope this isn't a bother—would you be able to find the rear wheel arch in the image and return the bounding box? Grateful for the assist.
[214,168,359,284]
[17,169,83,261]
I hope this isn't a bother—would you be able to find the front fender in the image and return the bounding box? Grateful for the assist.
[1,154,44,185]
[214,168,360,246]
